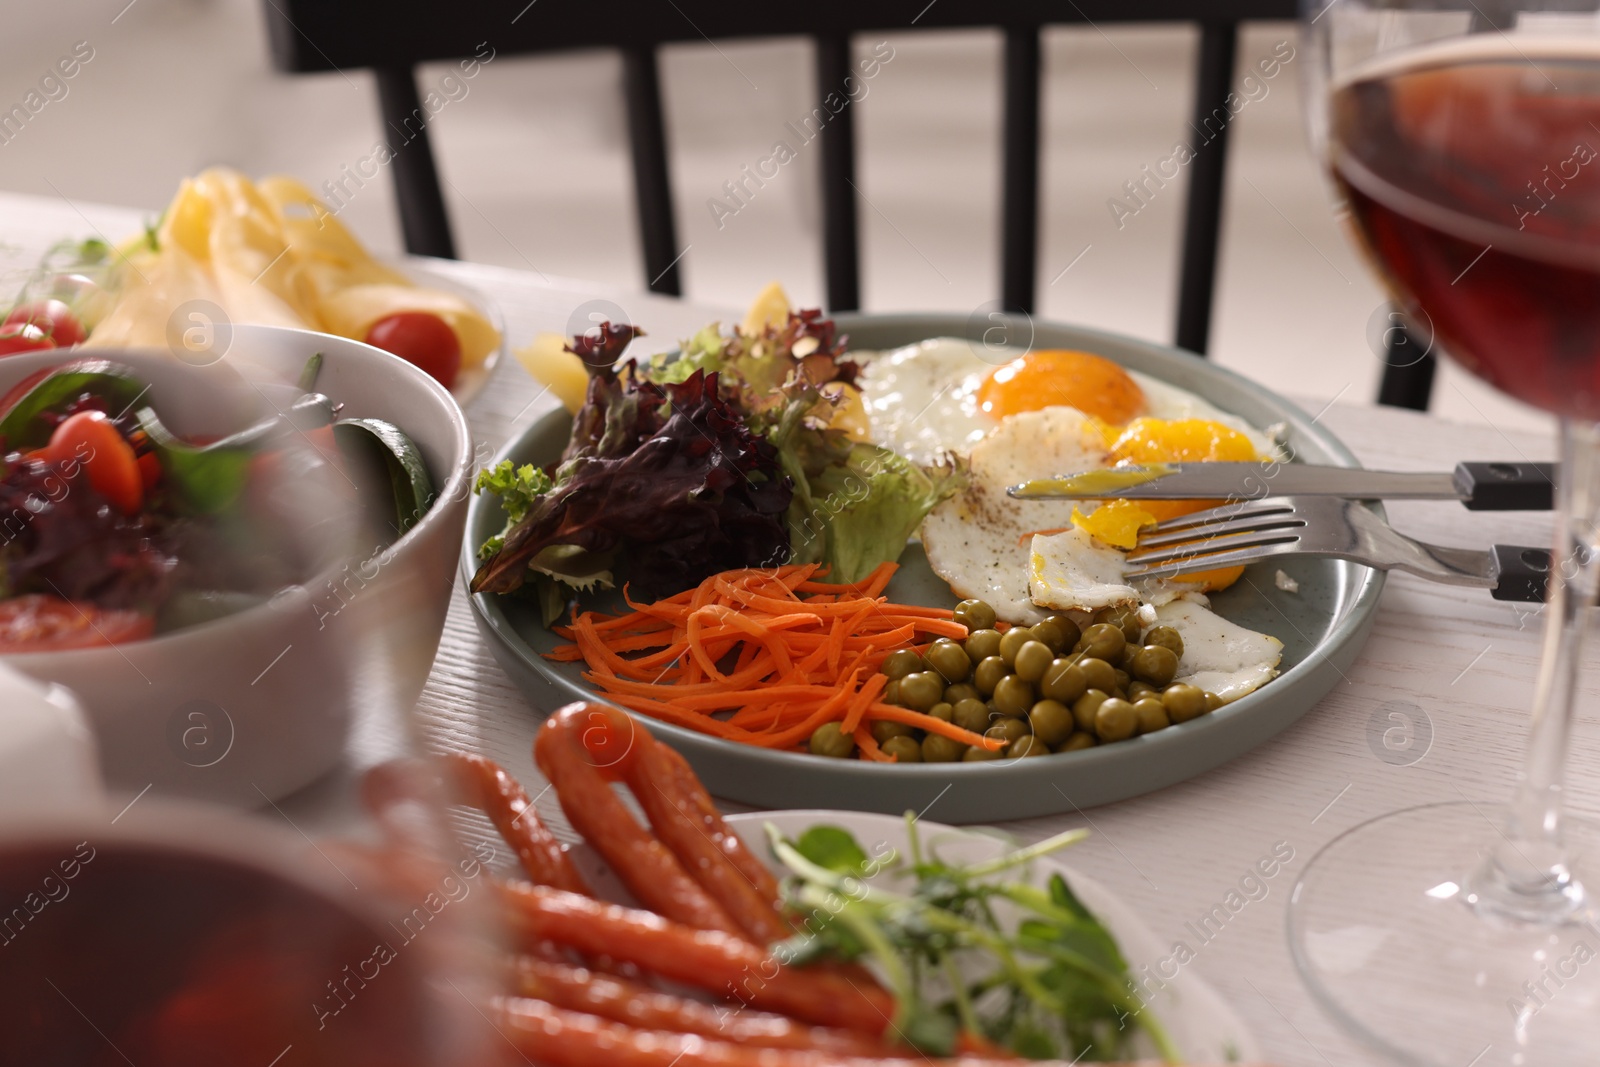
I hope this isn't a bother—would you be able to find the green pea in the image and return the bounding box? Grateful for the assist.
[1162,683,1208,723]
[952,698,993,734]
[925,702,953,724]
[1080,622,1126,661]
[1008,735,1051,758]
[1072,689,1110,733]
[881,735,923,762]
[1116,643,1140,672]
[881,648,926,680]
[871,719,914,742]
[1024,621,1057,653]
[1131,645,1179,687]
[1110,605,1144,642]
[927,639,973,683]
[1040,658,1089,704]
[964,628,1003,664]
[987,717,1029,744]
[809,723,856,758]
[1078,657,1117,694]
[963,743,1004,761]
[1028,699,1074,746]
[973,656,1008,696]
[1144,625,1184,658]
[899,671,944,712]
[1113,669,1132,693]
[883,679,902,706]
[1058,732,1097,752]
[1036,614,1081,654]
[992,675,1035,717]
[1093,605,1142,642]
[953,599,997,633]
[1128,680,1157,701]
[1012,640,1053,683]
[1094,698,1138,742]
[922,734,967,762]
[1206,691,1223,712]
[943,682,982,705]
[1133,697,1170,734]
[998,627,1031,667]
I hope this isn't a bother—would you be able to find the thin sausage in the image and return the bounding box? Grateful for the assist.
[491,998,1204,1067]
[622,732,790,945]
[498,881,894,1034]
[508,958,891,1056]
[444,751,590,894]
[534,703,742,936]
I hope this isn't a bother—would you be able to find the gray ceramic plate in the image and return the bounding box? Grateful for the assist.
[464,314,1384,822]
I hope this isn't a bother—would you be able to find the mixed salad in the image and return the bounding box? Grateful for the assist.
[472,309,960,623]
[0,357,433,653]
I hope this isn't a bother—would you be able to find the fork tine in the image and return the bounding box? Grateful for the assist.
[1127,529,1303,569]
[1147,498,1299,533]
[1124,540,1301,580]
[1136,510,1307,549]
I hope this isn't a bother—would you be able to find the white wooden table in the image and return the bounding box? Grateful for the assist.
[3,191,1588,1067]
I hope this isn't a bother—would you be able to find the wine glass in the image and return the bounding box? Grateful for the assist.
[1292,3,1600,1064]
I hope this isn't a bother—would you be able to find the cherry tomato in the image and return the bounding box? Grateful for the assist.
[0,594,154,652]
[364,312,461,389]
[3,299,86,348]
[0,321,55,357]
[46,410,143,516]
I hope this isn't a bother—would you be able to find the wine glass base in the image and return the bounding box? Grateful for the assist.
[1289,802,1600,1067]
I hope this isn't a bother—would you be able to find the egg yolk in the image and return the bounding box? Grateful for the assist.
[1074,416,1260,591]
[978,350,1146,424]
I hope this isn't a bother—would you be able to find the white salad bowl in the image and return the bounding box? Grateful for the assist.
[0,324,474,805]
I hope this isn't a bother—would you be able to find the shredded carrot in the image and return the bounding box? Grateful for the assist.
[545,563,1005,755]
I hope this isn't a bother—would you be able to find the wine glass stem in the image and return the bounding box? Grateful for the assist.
[1478,418,1600,921]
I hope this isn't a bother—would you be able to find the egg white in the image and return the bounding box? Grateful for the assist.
[1154,597,1283,704]
[854,336,1277,463]
[920,407,1105,625]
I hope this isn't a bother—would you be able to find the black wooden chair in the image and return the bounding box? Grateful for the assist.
[260,1,1436,409]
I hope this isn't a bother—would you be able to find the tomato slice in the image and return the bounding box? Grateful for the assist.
[364,312,462,389]
[46,410,143,516]
[0,594,154,652]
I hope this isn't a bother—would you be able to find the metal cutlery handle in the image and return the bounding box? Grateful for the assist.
[1455,462,1556,510]
[1345,504,1497,588]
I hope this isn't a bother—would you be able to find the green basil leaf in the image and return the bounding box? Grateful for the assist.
[793,825,870,874]
[0,363,147,450]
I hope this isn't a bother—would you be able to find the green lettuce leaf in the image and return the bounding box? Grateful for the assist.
[474,460,554,558]
[807,444,965,585]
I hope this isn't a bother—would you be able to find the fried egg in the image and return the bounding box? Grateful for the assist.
[920,408,1104,624]
[1153,598,1283,704]
[856,337,1275,465]
[918,402,1283,703]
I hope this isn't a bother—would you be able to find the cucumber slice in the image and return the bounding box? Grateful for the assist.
[332,418,435,537]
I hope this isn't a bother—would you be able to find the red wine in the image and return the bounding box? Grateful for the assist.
[1332,41,1600,419]
[0,839,453,1066]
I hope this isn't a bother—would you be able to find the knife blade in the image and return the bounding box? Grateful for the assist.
[1007,461,1555,510]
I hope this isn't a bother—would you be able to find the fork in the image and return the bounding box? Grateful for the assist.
[1122,496,1553,602]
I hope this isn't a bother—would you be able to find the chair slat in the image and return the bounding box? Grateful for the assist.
[374,66,457,259]
[814,34,861,312]
[1174,21,1239,356]
[1001,25,1041,314]
[1377,324,1438,410]
[623,46,682,296]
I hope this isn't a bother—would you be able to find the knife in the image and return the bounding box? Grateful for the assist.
[1008,460,1555,510]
